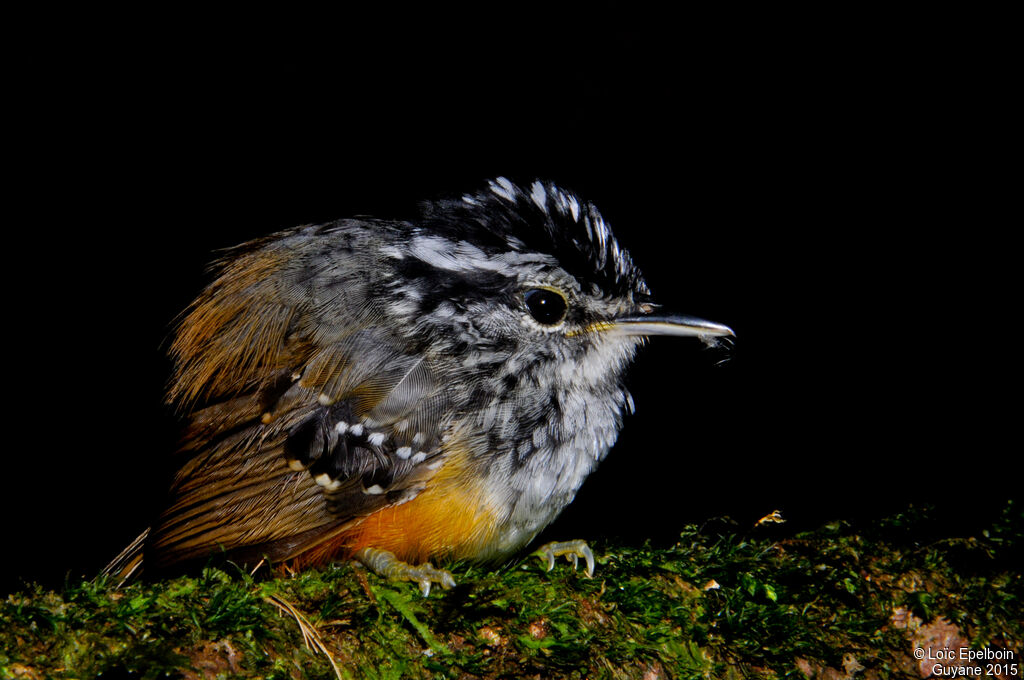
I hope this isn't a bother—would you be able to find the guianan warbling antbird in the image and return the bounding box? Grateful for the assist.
[105,177,733,595]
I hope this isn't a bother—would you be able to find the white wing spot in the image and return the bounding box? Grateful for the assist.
[315,473,342,491]
[396,446,412,459]
[334,421,349,434]
[349,423,365,437]
[363,484,386,495]
[367,432,386,446]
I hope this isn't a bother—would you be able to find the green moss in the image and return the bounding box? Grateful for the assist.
[2,501,1020,679]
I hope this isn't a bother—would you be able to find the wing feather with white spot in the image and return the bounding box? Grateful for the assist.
[141,221,452,573]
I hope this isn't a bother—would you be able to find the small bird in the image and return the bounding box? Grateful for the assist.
[106,178,733,594]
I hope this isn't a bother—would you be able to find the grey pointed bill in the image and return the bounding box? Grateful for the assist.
[602,314,735,339]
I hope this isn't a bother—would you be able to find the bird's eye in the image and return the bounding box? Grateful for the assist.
[523,288,568,325]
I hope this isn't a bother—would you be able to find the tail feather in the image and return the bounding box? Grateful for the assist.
[102,528,148,585]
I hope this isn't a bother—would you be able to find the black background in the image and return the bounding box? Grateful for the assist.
[3,6,1016,593]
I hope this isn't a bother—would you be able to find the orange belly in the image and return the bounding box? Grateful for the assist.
[290,452,503,568]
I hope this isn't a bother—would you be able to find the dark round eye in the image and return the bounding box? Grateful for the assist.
[524,288,568,325]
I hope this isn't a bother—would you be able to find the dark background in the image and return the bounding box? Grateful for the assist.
[4,6,1015,593]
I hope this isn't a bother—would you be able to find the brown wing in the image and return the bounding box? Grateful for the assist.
[133,223,451,575]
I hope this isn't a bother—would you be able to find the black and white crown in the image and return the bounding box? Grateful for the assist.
[422,177,650,299]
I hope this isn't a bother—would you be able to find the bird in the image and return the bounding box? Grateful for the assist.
[105,177,733,595]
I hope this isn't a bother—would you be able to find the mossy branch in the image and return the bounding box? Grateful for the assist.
[2,502,1020,679]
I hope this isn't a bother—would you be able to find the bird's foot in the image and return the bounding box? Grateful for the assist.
[535,539,595,578]
[355,547,456,597]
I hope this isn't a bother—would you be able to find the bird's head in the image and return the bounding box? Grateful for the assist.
[381,177,734,393]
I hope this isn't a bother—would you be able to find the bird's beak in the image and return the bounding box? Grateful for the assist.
[595,313,735,339]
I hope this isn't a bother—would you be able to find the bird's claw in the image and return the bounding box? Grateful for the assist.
[536,540,595,578]
[407,562,457,597]
[355,548,456,597]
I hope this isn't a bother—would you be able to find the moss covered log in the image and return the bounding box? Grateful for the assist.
[2,503,1020,679]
